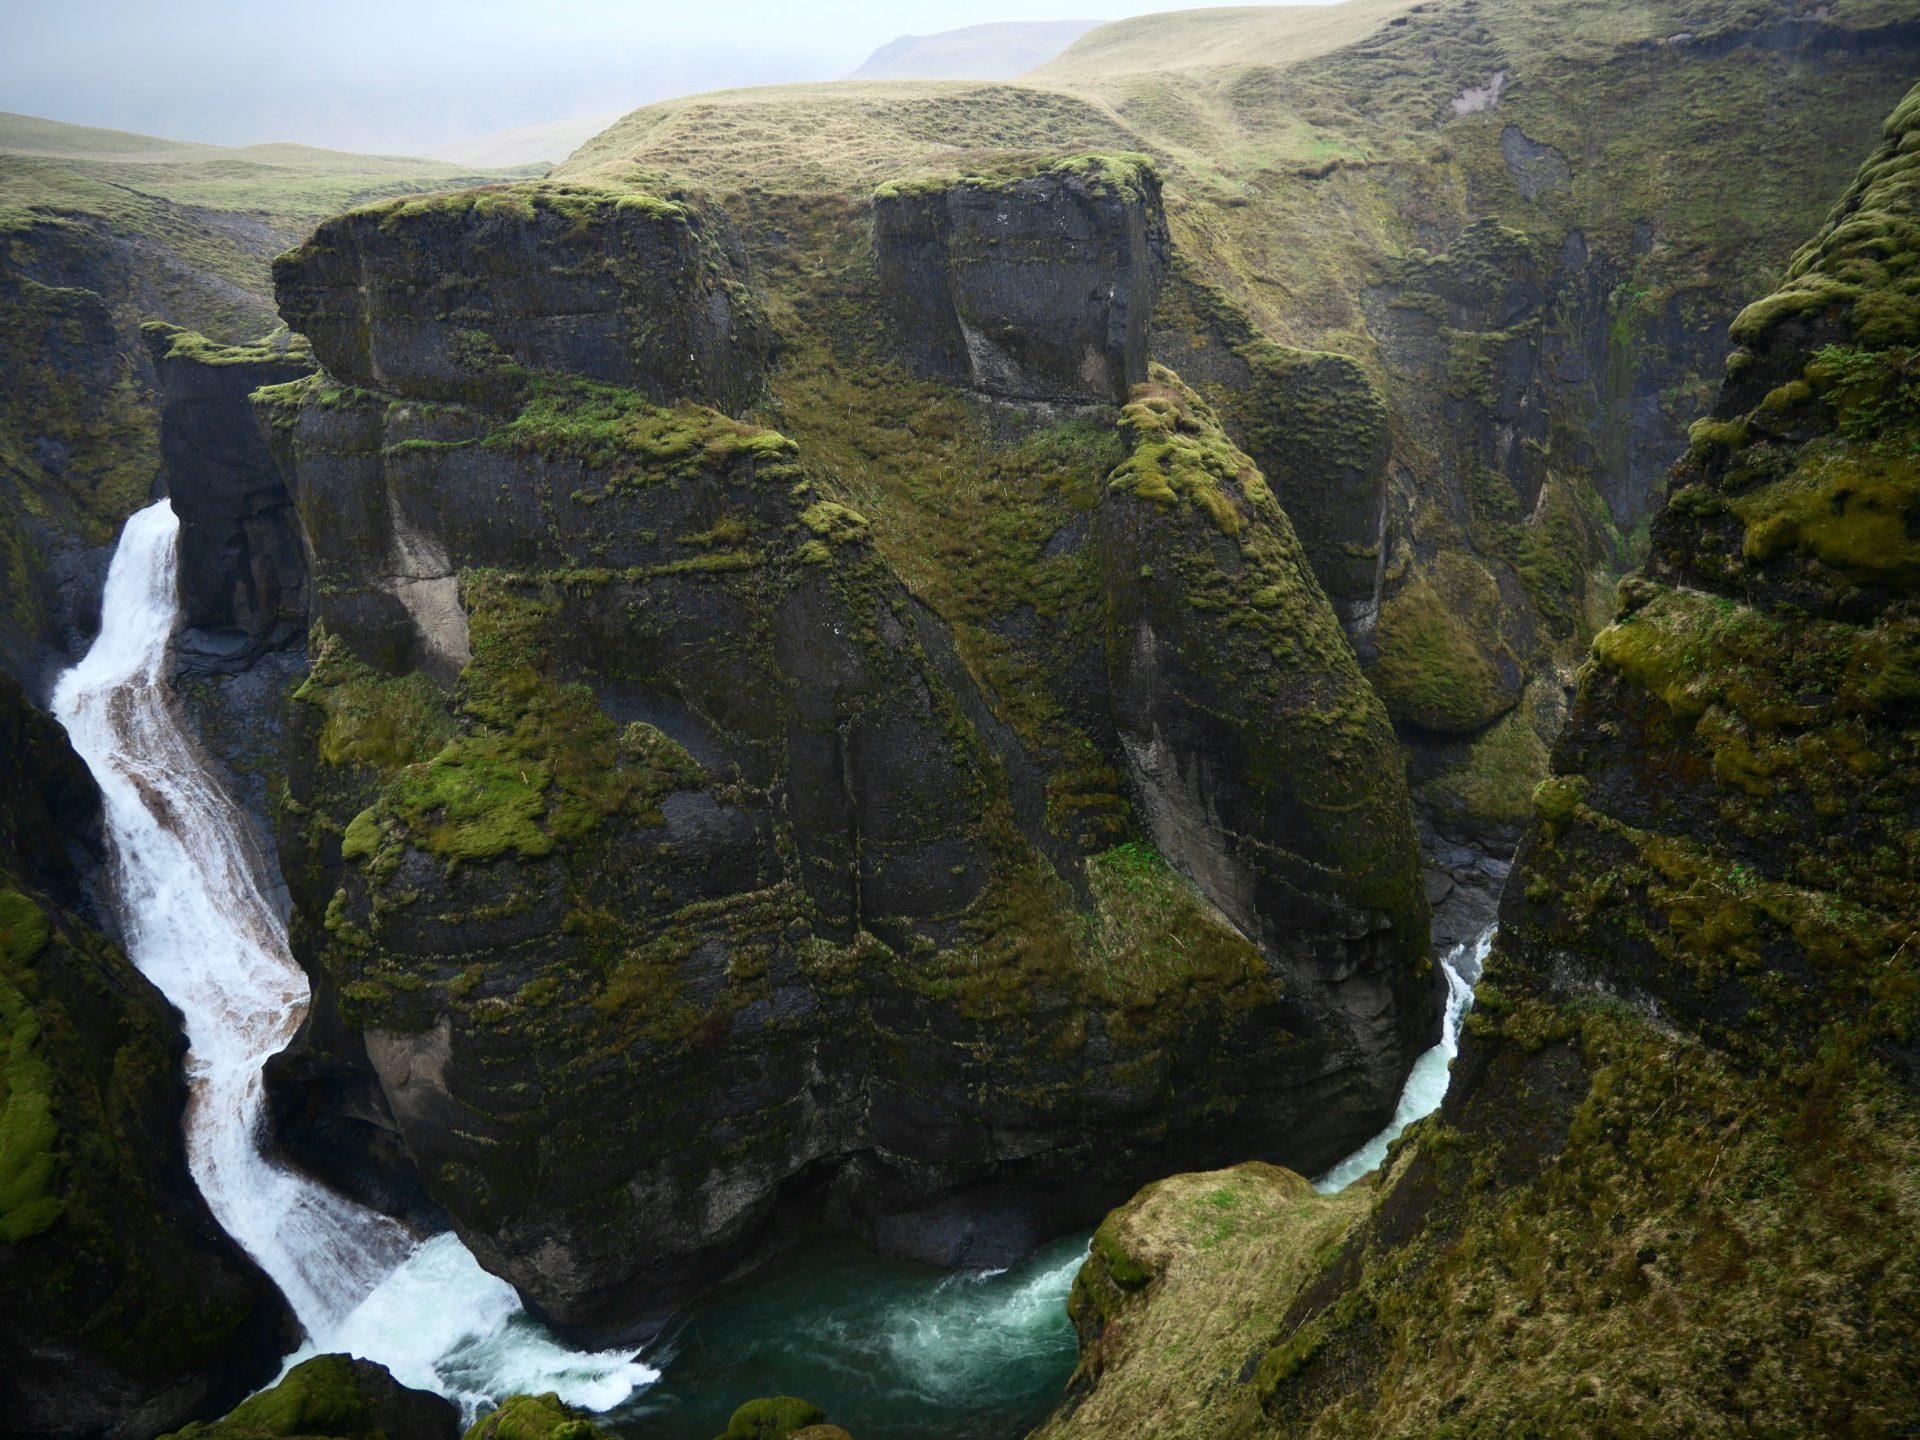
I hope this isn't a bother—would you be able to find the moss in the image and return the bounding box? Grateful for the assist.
[1370,552,1516,733]
[1091,1216,1154,1291]
[177,1354,371,1438]
[715,1397,829,1440]
[315,576,705,873]
[1428,679,1557,828]
[141,319,313,369]
[0,888,61,1243]
[484,378,795,485]
[798,500,870,543]
[1530,773,1588,830]
[1732,442,1920,585]
[1107,374,1266,536]
[466,1392,614,1440]
[295,629,457,771]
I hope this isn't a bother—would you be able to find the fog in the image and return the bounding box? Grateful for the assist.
[2,1,1336,157]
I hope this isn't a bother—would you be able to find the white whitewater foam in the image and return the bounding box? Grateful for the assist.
[1313,923,1496,1194]
[880,1241,1088,1399]
[52,500,652,1412]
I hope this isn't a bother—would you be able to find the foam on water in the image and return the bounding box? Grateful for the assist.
[1313,923,1495,1194]
[52,501,652,1415]
[626,1234,1087,1438]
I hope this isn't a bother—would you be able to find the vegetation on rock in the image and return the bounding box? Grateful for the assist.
[1039,75,1920,1440]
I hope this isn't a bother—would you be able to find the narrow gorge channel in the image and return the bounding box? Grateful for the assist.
[52,497,1496,1438]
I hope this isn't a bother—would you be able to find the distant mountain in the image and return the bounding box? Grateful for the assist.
[425,111,625,169]
[847,19,1102,81]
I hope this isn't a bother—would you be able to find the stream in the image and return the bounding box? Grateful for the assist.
[51,497,1492,1435]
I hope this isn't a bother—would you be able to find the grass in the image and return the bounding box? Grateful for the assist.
[1038,1161,1374,1440]
[1026,1,1425,82]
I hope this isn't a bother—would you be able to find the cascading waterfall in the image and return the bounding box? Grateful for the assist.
[1313,922,1495,1194]
[52,500,652,1414]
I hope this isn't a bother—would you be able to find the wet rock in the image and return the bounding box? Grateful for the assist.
[872,158,1168,404]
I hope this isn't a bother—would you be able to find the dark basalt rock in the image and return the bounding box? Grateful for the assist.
[872,160,1169,405]
[143,323,316,669]
[273,186,771,415]
[1147,267,1393,618]
[256,178,1434,1341]
[0,672,294,1440]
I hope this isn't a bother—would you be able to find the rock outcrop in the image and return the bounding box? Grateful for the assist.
[0,671,293,1440]
[144,323,317,672]
[275,186,771,415]
[1037,81,1920,1440]
[257,175,1435,1338]
[160,1354,460,1440]
[872,156,1168,404]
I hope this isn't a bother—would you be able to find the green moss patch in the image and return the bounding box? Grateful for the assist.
[1370,552,1517,734]
[466,1391,614,1440]
[0,889,60,1243]
[715,1397,829,1440]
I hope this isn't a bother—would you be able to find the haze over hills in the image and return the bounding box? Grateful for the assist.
[848,19,1103,79]
[424,112,626,169]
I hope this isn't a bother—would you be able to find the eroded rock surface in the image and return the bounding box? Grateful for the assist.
[257,174,1435,1338]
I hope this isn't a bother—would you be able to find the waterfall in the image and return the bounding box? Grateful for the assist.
[1313,922,1495,1194]
[52,500,652,1414]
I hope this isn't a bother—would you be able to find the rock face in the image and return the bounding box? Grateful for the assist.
[257,175,1434,1338]
[1096,372,1432,1109]
[275,186,771,415]
[1147,269,1394,622]
[144,323,317,671]
[1039,83,1920,1440]
[872,157,1168,404]
[0,670,293,1440]
[159,1354,460,1440]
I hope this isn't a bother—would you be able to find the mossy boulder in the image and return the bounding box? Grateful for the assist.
[872,155,1168,404]
[464,1392,611,1440]
[164,1355,459,1440]
[714,1397,829,1440]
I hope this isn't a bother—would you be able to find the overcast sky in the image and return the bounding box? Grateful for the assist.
[3,1,1329,156]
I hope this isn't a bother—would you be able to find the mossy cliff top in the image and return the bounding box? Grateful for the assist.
[870,151,1169,405]
[1039,80,1920,1440]
[271,181,769,416]
[872,150,1159,203]
[142,319,314,372]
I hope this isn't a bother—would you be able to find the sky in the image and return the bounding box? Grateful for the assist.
[1,1,1333,157]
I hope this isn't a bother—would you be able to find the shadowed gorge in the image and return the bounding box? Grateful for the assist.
[2,2,1918,1437]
